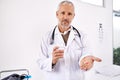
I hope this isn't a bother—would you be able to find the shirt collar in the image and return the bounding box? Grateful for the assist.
[55,25,75,35]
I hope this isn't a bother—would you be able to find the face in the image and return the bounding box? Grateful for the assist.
[56,4,75,29]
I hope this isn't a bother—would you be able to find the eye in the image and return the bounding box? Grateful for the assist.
[68,12,72,16]
[61,12,65,15]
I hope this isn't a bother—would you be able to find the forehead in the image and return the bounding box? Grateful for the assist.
[58,4,74,13]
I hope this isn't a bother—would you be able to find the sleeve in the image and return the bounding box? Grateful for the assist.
[37,32,53,72]
[79,33,93,64]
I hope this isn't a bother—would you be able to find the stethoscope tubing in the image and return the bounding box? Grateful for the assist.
[50,25,81,45]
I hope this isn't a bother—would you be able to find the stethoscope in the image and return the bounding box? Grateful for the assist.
[50,25,81,45]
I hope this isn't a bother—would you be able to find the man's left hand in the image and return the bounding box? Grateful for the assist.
[80,56,102,71]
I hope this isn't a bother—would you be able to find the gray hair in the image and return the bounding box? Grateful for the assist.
[57,0,74,11]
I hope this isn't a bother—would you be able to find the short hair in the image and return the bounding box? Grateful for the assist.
[57,0,74,11]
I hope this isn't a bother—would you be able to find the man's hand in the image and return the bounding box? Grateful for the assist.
[80,56,102,71]
[52,46,64,65]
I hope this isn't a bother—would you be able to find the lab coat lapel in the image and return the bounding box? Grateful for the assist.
[67,29,75,47]
[55,27,65,46]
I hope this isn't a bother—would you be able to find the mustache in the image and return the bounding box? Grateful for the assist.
[62,19,69,23]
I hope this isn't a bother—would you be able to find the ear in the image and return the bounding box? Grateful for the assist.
[56,11,58,17]
[73,13,75,18]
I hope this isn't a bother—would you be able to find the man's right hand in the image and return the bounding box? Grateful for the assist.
[52,46,64,65]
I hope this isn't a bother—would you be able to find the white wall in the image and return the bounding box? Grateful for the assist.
[0,0,112,80]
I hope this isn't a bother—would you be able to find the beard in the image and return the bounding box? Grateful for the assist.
[61,19,70,28]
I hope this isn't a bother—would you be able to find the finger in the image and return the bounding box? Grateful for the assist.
[57,55,64,58]
[92,57,102,62]
[54,55,64,60]
[55,49,64,53]
[54,53,63,57]
[53,46,59,51]
[53,52,63,58]
[57,53,64,56]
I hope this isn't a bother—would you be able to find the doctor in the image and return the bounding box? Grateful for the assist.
[37,1,101,80]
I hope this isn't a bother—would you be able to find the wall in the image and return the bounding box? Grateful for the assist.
[72,0,113,79]
[0,0,112,80]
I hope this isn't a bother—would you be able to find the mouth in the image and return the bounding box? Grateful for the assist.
[62,20,69,26]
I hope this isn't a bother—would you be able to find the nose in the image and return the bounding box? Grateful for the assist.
[63,14,68,19]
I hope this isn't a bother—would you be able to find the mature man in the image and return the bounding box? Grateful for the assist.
[38,1,101,80]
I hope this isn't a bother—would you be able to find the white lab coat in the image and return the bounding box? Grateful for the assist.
[37,26,92,80]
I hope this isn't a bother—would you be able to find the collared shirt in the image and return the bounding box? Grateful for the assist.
[37,26,92,80]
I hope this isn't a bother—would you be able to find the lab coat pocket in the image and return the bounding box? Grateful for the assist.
[74,49,82,59]
[69,48,82,62]
[72,44,82,57]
